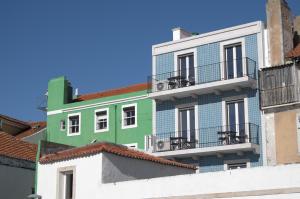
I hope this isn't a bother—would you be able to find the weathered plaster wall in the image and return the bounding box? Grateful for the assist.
[275,109,300,164]
[264,113,277,165]
[0,164,35,199]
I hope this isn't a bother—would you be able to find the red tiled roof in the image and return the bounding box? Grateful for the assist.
[75,83,149,102]
[39,142,196,170]
[0,132,37,162]
[0,114,30,128]
[16,121,46,139]
[287,43,300,58]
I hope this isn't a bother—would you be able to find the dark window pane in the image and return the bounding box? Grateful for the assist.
[236,45,243,77]
[189,109,195,141]
[238,101,245,136]
[227,103,236,131]
[188,55,195,81]
[179,57,187,79]
[226,47,234,79]
[180,110,188,138]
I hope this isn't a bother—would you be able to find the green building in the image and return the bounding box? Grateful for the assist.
[46,76,152,150]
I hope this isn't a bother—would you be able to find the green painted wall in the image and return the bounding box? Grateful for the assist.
[47,76,152,150]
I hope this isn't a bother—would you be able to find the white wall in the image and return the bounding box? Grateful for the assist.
[0,164,35,199]
[98,164,300,199]
[38,153,300,199]
[37,154,103,199]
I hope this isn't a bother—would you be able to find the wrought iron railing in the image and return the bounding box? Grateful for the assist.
[148,57,256,93]
[145,123,259,153]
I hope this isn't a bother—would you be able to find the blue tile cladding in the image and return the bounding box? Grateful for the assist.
[245,34,258,78]
[155,53,174,80]
[156,101,175,135]
[197,42,220,83]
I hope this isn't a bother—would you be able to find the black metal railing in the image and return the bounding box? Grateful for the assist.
[147,123,259,152]
[148,57,256,93]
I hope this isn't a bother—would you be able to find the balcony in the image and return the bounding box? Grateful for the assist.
[148,57,257,100]
[145,123,259,158]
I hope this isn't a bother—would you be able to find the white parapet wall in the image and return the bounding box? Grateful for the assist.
[37,154,300,199]
[99,164,300,199]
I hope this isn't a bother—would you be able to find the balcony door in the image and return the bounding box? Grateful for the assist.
[226,100,245,137]
[225,43,243,79]
[178,54,195,84]
[179,107,196,142]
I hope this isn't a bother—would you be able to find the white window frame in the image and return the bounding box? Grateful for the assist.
[222,95,249,138]
[175,102,199,142]
[60,119,66,131]
[121,103,137,129]
[174,48,198,84]
[57,166,76,199]
[123,143,138,149]
[94,108,109,133]
[67,113,81,136]
[224,159,250,171]
[220,38,246,79]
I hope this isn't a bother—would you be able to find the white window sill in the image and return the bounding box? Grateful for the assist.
[67,132,81,136]
[121,124,138,129]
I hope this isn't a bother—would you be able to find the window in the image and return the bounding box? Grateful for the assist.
[58,168,75,199]
[227,162,247,170]
[224,43,243,79]
[60,120,66,131]
[224,159,249,170]
[68,113,80,135]
[122,104,137,129]
[178,53,195,84]
[226,100,246,138]
[95,108,109,132]
[178,107,196,142]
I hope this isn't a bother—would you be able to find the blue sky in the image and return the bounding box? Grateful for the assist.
[0,0,299,122]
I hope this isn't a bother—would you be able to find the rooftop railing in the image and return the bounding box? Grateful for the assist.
[148,57,256,93]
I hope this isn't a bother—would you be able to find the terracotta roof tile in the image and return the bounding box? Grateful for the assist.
[75,83,150,102]
[40,142,196,170]
[0,132,37,162]
[287,43,300,58]
[16,121,46,139]
[0,114,30,128]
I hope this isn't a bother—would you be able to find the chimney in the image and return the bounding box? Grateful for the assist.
[294,16,300,46]
[172,27,192,41]
[266,0,294,66]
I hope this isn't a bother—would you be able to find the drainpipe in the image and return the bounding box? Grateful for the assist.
[114,105,117,144]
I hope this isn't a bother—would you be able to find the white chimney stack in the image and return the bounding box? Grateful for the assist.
[172,27,192,41]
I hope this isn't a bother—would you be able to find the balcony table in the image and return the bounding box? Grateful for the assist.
[217,130,238,145]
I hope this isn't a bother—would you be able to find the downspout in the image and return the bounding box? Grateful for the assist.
[114,105,117,144]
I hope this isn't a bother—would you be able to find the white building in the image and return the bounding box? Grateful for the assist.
[37,142,195,199]
[36,141,300,199]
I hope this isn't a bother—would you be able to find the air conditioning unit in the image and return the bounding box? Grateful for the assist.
[155,80,168,92]
[155,139,171,152]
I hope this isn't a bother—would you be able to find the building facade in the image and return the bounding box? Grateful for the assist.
[145,21,266,172]
[260,0,300,166]
[0,132,37,199]
[46,76,152,150]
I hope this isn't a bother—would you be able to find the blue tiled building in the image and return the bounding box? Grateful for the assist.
[145,21,266,172]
